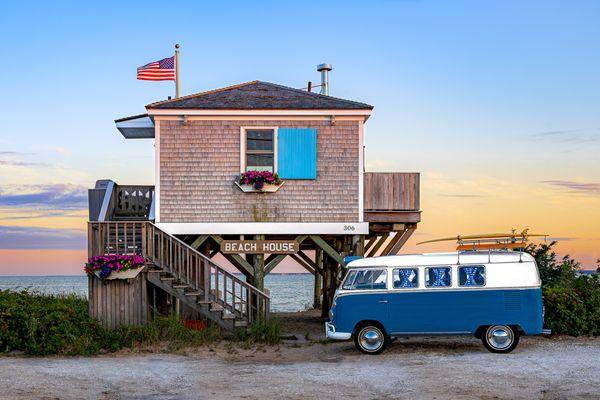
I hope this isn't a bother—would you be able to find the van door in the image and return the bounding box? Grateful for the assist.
[343,269,390,329]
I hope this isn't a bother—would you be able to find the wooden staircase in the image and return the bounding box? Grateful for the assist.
[88,221,270,332]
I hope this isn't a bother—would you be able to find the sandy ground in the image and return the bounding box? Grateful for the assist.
[0,312,599,400]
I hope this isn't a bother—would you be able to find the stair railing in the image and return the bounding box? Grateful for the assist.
[88,221,270,324]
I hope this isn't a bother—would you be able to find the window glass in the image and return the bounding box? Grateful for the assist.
[246,129,274,172]
[342,270,358,290]
[459,266,485,286]
[393,268,419,288]
[246,130,273,151]
[425,267,452,288]
[342,269,387,290]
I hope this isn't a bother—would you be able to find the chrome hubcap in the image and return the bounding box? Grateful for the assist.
[359,327,384,352]
[487,325,513,350]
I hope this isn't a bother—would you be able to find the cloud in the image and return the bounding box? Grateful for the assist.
[0,184,87,209]
[438,194,488,198]
[0,151,34,156]
[532,128,599,144]
[0,159,50,167]
[0,150,49,167]
[0,225,86,250]
[541,180,600,196]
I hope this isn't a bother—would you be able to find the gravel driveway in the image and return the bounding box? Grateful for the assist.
[0,336,598,400]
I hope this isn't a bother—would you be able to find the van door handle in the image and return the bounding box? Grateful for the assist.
[378,300,388,304]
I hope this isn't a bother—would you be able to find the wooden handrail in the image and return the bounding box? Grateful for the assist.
[88,221,270,324]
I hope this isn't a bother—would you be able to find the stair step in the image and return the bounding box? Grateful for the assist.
[210,304,224,312]
[234,320,248,327]
[185,291,202,296]
[160,277,176,281]
[197,300,212,305]
[222,313,235,320]
[172,284,188,289]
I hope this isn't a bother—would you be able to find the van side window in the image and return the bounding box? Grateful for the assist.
[393,268,418,288]
[425,267,451,287]
[459,266,485,286]
[342,269,387,290]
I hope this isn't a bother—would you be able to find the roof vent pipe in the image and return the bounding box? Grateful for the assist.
[317,63,332,96]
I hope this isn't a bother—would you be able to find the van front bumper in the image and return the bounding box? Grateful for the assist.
[325,321,351,340]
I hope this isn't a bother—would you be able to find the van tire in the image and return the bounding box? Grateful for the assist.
[481,325,520,353]
[354,323,389,355]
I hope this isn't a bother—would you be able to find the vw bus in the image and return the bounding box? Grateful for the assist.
[325,251,547,354]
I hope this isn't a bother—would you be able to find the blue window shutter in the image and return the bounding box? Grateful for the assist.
[277,128,317,179]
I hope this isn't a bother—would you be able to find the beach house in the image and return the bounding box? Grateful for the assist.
[87,70,421,330]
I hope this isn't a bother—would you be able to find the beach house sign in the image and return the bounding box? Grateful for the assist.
[221,240,299,254]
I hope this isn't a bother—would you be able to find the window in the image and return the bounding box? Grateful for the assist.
[459,266,485,287]
[425,267,452,288]
[342,269,387,290]
[393,268,419,288]
[245,129,275,172]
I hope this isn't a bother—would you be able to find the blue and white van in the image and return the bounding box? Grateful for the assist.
[325,252,546,354]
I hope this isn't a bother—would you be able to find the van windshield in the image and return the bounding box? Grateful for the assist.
[342,269,387,290]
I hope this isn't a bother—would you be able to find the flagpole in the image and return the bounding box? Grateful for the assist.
[175,43,181,98]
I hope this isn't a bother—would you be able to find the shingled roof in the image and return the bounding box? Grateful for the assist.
[146,81,373,110]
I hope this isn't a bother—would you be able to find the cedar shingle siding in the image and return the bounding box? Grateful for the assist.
[159,119,359,223]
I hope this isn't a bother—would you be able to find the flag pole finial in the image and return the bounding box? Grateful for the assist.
[175,44,181,98]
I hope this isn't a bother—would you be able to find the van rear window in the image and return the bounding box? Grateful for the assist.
[342,269,387,290]
[459,266,485,286]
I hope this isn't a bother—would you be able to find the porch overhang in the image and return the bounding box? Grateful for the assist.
[115,114,155,139]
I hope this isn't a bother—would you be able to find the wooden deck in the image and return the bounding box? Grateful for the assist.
[363,172,421,224]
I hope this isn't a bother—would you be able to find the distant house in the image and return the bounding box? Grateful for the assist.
[89,78,421,330]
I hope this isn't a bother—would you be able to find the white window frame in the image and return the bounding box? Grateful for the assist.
[240,126,278,173]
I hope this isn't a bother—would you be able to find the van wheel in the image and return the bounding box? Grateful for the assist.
[482,325,519,353]
[354,324,388,354]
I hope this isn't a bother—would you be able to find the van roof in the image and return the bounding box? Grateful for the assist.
[347,251,535,268]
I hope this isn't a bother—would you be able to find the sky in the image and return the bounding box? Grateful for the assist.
[0,0,598,275]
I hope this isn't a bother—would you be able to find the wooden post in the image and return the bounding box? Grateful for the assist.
[321,253,331,318]
[252,234,265,291]
[352,234,365,256]
[313,249,323,309]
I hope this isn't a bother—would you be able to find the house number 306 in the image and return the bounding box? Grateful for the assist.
[343,225,356,231]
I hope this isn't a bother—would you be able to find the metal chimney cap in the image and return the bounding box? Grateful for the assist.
[317,63,332,72]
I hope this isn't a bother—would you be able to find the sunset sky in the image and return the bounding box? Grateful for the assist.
[0,1,598,275]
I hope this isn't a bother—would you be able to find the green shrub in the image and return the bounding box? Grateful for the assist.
[0,291,107,355]
[0,291,221,355]
[236,317,281,345]
[526,242,600,336]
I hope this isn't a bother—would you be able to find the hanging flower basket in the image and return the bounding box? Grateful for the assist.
[236,170,284,193]
[84,254,146,280]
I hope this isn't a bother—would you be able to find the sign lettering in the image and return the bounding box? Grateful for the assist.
[220,240,299,254]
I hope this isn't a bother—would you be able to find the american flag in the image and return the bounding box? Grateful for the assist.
[137,56,176,81]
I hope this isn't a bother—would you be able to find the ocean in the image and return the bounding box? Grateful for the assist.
[0,274,315,313]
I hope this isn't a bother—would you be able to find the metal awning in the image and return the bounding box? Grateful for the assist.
[115,114,155,139]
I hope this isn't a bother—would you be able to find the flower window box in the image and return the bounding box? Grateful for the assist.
[236,170,284,193]
[85,254,146,280]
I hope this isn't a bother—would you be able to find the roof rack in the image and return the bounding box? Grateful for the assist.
[418,229,548,252]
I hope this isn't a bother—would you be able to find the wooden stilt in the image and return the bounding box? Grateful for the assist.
[314,249,323,309]
[352,234,365,256]
[252,234,265,291]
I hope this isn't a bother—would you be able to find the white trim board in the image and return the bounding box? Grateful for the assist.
[155,222,369,235]
[154,120,161,222]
